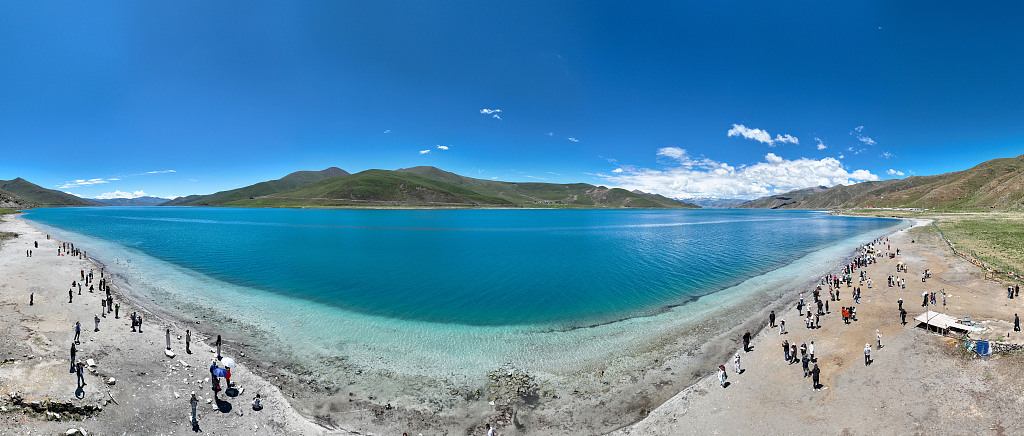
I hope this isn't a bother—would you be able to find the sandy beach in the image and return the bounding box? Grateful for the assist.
[615,219,1024,435]
[0,216,334,435]
[3,213,1022,436]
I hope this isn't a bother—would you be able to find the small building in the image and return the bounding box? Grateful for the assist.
[914,311,987,334]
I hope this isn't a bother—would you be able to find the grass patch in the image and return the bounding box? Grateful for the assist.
[933,212,1024,279]
[0,208,21,215]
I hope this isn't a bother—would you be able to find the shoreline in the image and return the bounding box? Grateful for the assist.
[0,216,333,435]
[3,212,911,435]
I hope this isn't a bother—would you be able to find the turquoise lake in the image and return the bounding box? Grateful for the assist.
[23,207,900,328]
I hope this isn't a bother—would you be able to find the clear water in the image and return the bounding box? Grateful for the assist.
[23,207,898,328]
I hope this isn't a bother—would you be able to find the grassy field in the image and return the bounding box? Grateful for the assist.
[842,209,1024,283]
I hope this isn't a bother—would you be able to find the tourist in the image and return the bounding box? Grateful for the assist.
[137,314,143,333]
[101,299,106,317]
[811,364,821,391]
[782,340,790,361]
[68,289,73,304]
[130,312,137,332]
[186,330,192,353]
[809,341,815,362]
[216,335,223,358]
[190,392,199,424]
[70,342,77,373]
[864,343,871,365]
[76,361,87,387]
[742,330,751,352]
[790,343,798,364]
[779,320,786,335]
[900,308,907,325]
[734,352,741,374]
[801,354,810,377]
[1015,314,1020,332]
[74,321,81,343]
[210,360,221,395]
[898,298,903,311]
[94,314,100,332]
[769,310,776,328]
[29,293,33,306]
[107,295,113,313]
[252,393,262,410]
[114,304,119,318]
[166,328,172,351]
[486,423,495,436]
[717,365,727,388]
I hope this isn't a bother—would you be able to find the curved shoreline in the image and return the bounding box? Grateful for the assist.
[8,212,910,435]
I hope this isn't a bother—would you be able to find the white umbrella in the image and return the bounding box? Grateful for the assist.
[221,357,236,368]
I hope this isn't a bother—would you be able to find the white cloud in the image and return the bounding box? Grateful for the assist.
[727,124,799,147]
[880,151,893,159]
[419,149,431,155]
[57,178,110,189]
[545,131,554,137]
[436,145,449,150]
[384,129,391,134]
[851,126,877,145]
[814,137,827,150]
[600,149,879,200]
[886,169,905,176]
[145,170,176,174]
[612,168,624,173]
[95,190,153,199]
[491,176,499,180]
[480,108,502,119]
[567,137,579,142]
[107,178,121,181]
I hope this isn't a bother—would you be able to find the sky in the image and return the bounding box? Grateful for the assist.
[1,1,1023,200]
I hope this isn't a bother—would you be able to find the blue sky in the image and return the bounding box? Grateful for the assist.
[1,2,1022,200]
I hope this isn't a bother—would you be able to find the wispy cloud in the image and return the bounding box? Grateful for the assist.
[545,131,554,137]
[727,124,799,147]
[600,147,878,200]
[436,145,449,151]
[814,137,827,150]
[612,168,624,173]
[547,171,562,176]
[480,108,502,120]
[419,149,431,155]
[95,190,155,199]
[57,178,111,189]
[144,170,176,174]
[384,129,391,134]
[886,169,905,176]
[851,126,877,145]
[567,137,579,143]
[880,151,893,159]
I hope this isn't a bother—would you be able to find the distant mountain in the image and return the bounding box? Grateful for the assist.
[395,166,698,208]
[200,167,698,209]
[0,178,100,207]
[160,167,349,206]
[677,197,747,209]
[739,154,1024,210]
[93,196,170,206]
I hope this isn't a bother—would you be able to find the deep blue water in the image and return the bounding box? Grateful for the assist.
[23,207,899,327]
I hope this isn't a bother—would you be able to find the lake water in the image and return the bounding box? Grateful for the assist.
[23,208,899,328]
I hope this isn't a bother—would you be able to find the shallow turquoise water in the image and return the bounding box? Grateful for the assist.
[23,208,898,328]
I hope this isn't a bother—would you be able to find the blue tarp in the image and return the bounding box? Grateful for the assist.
[976,340,990,355]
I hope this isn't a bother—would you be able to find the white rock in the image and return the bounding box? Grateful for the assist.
[179,360,190,367]
[86,359,96,367]
[206,398,212,404]
[106,377,116,385]
[66,429,81,436]
[174,392,180,399]
[165,349,176,358]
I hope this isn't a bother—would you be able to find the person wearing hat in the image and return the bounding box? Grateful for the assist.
[877,330,882,349]
[864,343,871,365]
[811,364,821,391]
[717,365,727,388]
[190,392,199,425]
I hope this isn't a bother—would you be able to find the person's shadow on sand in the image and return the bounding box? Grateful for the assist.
[192,421,202,433]
[226,388,239,397]
[738,369,745,375]
[215,397,232,413]
[74,386,85,399]
[722,382,731,388]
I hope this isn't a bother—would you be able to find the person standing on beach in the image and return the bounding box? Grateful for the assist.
[809,341,815,362]
[107,295,113,313]
[485,423,495,436]
[734,352,741,374]
[825,299,829,314]
[898,298,903,311]
[94,314,100,332]
[779,320,785,335]
[790,343,798,364]
[900,308,908,325]
[70,342,77,373]
[137,314,143,333]
[877,330,882,349]
[782,340,790,361]
[742,330,751,352]
[1015,314,1020,332]
[811,364,821,391]
[769,311,776,328]
[76,361,86,387]
[166,328,172,351]
[74,321,81,344]
[130,312,137,332]
[864,343,871,365]
[190,392,199,425]
[114,304,119,318]
[101,299,106,317]
[801,354,810,377]
[29,293,33,306]
[718,365,727,388]
[186,330,192,353]
[68,289,73,303]
[216,335,223,359]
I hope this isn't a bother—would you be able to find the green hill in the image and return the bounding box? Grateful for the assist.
[396,166,698,208]
[224,169,516,207]
[160,167,349,206]
[0,178,99,207]
[739,154,1024,210]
